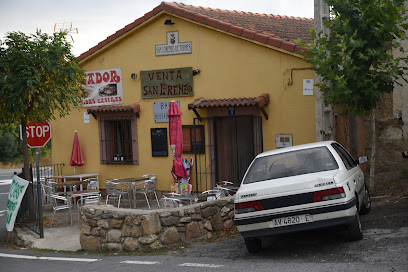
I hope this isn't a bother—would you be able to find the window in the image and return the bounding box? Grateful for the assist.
[182,125,205,154]
[97,114,139,164]
[331,143,357,170]
[243,147,338,184]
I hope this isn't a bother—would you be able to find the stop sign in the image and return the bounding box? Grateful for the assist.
[22,121,52,148]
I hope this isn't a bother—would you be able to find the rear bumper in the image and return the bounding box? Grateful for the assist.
[239,215,354,238]
[235,198,357,238]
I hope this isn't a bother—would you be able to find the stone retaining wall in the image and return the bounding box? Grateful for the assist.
[79,196,235,252]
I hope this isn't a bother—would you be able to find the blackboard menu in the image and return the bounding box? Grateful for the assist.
[151,128,168,157]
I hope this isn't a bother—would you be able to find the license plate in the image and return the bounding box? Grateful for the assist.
[271,214,313,228]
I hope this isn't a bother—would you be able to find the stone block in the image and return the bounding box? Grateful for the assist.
[210,213,224,231]
[80,234,101,251]
[185,221,201,240]
[107,229,122,243]
[160,227,181,245]
[179,217,192,223]
[141,213,162,235]
[160,215,179,226]
[191,214,202,221]
[97,219,110,229]
[203,220,213,231]
[224,219,234,229]
[123,237,139,252]
[80,224,92,235]
[130,226,141,238]
[111,218,123,229]
[139,234,158,244]
[201,206,218,218]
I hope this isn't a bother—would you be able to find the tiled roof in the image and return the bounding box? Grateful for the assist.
[87,104,141,115]
[188,93,270,109]
[78,2,313,61]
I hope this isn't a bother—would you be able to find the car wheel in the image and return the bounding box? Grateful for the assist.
[244,237,262,253]
[347,212,363,241]
[359,184,371,215]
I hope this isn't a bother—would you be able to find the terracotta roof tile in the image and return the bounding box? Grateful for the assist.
[87,104,141,114]
[78,2,313,61]
[188,93,270,109]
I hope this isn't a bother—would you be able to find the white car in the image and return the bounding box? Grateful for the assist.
[234,141,371,253]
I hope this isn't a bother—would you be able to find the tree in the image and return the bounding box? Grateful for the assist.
[0,124,20,163]
[0,30,86,180]
[298,0,408,189]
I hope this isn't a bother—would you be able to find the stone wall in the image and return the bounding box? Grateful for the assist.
[79,196,235,252]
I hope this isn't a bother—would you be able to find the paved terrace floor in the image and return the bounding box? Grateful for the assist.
[15,196,160,251]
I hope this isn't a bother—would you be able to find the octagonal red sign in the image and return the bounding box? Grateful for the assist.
[22,121,52,148]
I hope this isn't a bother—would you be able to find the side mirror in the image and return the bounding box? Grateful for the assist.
[358,156,368,164]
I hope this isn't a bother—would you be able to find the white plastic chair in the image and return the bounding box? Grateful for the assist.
[42,183,73,227]
[77,193,101,222]
[134,175,160,209]
[105,180,129,208]
[160,196,182,208]
[85,178,99,190]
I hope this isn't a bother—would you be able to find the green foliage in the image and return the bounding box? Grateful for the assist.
[298,0,408,116]
[0,30,86,124]
[0,126,20,162]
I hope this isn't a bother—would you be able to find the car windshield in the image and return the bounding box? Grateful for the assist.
[243,147,339,184]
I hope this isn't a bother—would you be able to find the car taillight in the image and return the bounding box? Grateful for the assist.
[313,187,346,202]
[235,201,264,214]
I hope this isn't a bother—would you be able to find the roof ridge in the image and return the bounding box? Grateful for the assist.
[77,1,312,61]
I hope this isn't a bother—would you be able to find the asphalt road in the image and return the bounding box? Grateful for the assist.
[0,168,407,271]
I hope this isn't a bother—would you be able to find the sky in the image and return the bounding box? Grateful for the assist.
[0,0,314,57]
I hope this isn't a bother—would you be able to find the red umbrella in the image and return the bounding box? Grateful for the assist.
[167,102,188,181]
[70,130,84,174]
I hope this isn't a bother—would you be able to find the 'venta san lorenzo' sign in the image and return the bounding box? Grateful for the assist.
[82,68,124,107]
[141,67,193,99]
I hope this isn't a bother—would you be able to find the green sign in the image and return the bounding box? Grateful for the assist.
[141,67,193,99]
[6,175,29,231]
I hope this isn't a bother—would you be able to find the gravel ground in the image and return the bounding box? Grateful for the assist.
[172,192,408,267]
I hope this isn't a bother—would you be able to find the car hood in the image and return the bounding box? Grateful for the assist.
[235,169,339,202]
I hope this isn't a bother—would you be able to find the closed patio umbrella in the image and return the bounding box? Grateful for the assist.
[70,130,84,174]
[167,101,188,191]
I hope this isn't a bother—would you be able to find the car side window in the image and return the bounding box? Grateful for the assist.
[331,143,357,170]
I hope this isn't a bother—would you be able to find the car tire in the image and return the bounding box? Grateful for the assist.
[348,212,363,241]
[244,237,262,253]
[359,184,371,215]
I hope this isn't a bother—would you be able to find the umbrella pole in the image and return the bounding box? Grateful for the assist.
[74,166,76,175]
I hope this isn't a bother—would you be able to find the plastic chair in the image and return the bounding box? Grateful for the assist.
[42,183,73,227]
[77,193,101,222]
[105,180,129,208]
[135,176,160,209]
[160,196,182,208]
[85,178,99,190]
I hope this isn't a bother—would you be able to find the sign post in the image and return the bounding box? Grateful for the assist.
[20,121,51,238]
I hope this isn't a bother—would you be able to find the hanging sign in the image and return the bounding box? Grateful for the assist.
[6,175,29,232]
[141,67,193,99]
[155,31,192,56]
[82,68,124,107]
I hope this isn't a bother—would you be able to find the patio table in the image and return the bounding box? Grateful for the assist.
[63,173,99,189]
[67,190,101,221]
[114,177,150,209]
